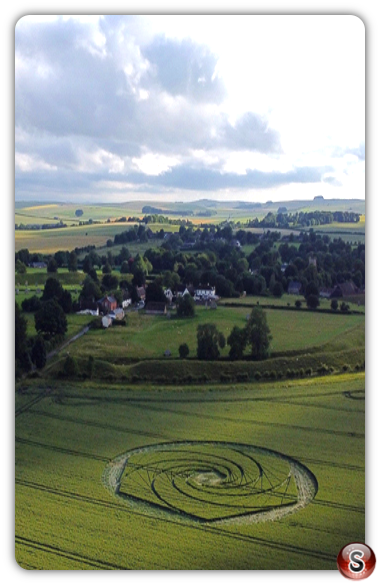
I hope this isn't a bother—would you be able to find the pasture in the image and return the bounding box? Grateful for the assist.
[63,305,365,362]
[15,373,365,569]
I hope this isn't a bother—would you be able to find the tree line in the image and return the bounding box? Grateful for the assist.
[246,210,361,229]
[16,223,365,307]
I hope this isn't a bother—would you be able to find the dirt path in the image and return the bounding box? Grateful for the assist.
[46,326,90,361]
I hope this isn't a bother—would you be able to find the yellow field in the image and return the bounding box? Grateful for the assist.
[15,223,139,253]
[22,204,60,211]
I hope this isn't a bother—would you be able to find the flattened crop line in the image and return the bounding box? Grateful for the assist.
[15,437,109,462]
[29,409,168,440]
[292,455,364,472]
[15,536,129,570]
[268,398,364,413]
[205,525,337,564]
[15,481,330,568]
[15,390,50,417]
[16,478,138,513]
[311,499,364,514]
[127,402,364,439]
[127,389,349,405]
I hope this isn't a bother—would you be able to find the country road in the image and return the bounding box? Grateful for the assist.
[46,325,90,360]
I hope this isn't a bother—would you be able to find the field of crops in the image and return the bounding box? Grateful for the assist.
[15,373,365,570]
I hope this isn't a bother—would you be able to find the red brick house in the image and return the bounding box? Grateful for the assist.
[98,295,118,313]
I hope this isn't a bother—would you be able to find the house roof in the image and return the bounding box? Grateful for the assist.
[288,281,302,292]
[333,281,359,296]
[176,284,187,293]
[195,285,215,291]
[98,295,117,304]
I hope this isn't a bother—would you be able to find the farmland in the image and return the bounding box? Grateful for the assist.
[15,198,366,252]
[15,197,366,570]
[57,305,364,363]
[15,373,365,569]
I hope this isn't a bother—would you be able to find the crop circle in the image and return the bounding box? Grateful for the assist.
[102,441,318,525]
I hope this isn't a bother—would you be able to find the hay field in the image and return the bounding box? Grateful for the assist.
[15,373,364,569]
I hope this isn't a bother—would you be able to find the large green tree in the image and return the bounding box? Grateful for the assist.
[42,277,64,302]
[42,277,72,314]
[145,280,167,304]
[245,307,272,360]
[31,336,47,369]
[227,325,247,360]
[177,294,195,317]
[15,302,28,362]
[68,251,78,272]
[35,299,68,339]
[80,275,102,301]
[197,323,225,360]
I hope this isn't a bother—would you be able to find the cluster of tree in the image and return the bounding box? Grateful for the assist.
[16,302,46,374]
[15,221,67,231]
[16,222,364,316]
[112,216,140,223]
[15,248,78,273]
[113,224,150,245]
[142,206,194,217]
[246,210,361,229]
[16,273,86,376]
[228,308,272,360]
[194,308,272,362]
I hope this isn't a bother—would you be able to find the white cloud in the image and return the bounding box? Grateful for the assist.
[132,152,180,176]
[15,153,57,172]
[75,148,125,173]
[14,15,364,203]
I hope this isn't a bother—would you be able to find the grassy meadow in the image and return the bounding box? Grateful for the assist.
[63,305,365,362]
[15,373,365,569]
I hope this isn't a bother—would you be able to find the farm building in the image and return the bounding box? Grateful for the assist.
[287,281,302,295]
[330,281,360,298]
[176,284,193,297]
[145,302,167,315]
[194,285,216,299]
[231,239,241,248]
[101,315,112,328]
[109,308,125,320]
[121,290,132,308]
[98,295,118,313]
[77,308,99,316]
[319,287,334,299]
[136,286,146,301]
[164,289,174,303]
[29,261,47,269]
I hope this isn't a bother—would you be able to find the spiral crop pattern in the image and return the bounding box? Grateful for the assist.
[102,441,318,525]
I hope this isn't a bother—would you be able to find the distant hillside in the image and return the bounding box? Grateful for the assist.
[15,197,365,226]
[191,197,365,215]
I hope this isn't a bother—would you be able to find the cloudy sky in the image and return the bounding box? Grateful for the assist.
[15,14,365,203]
